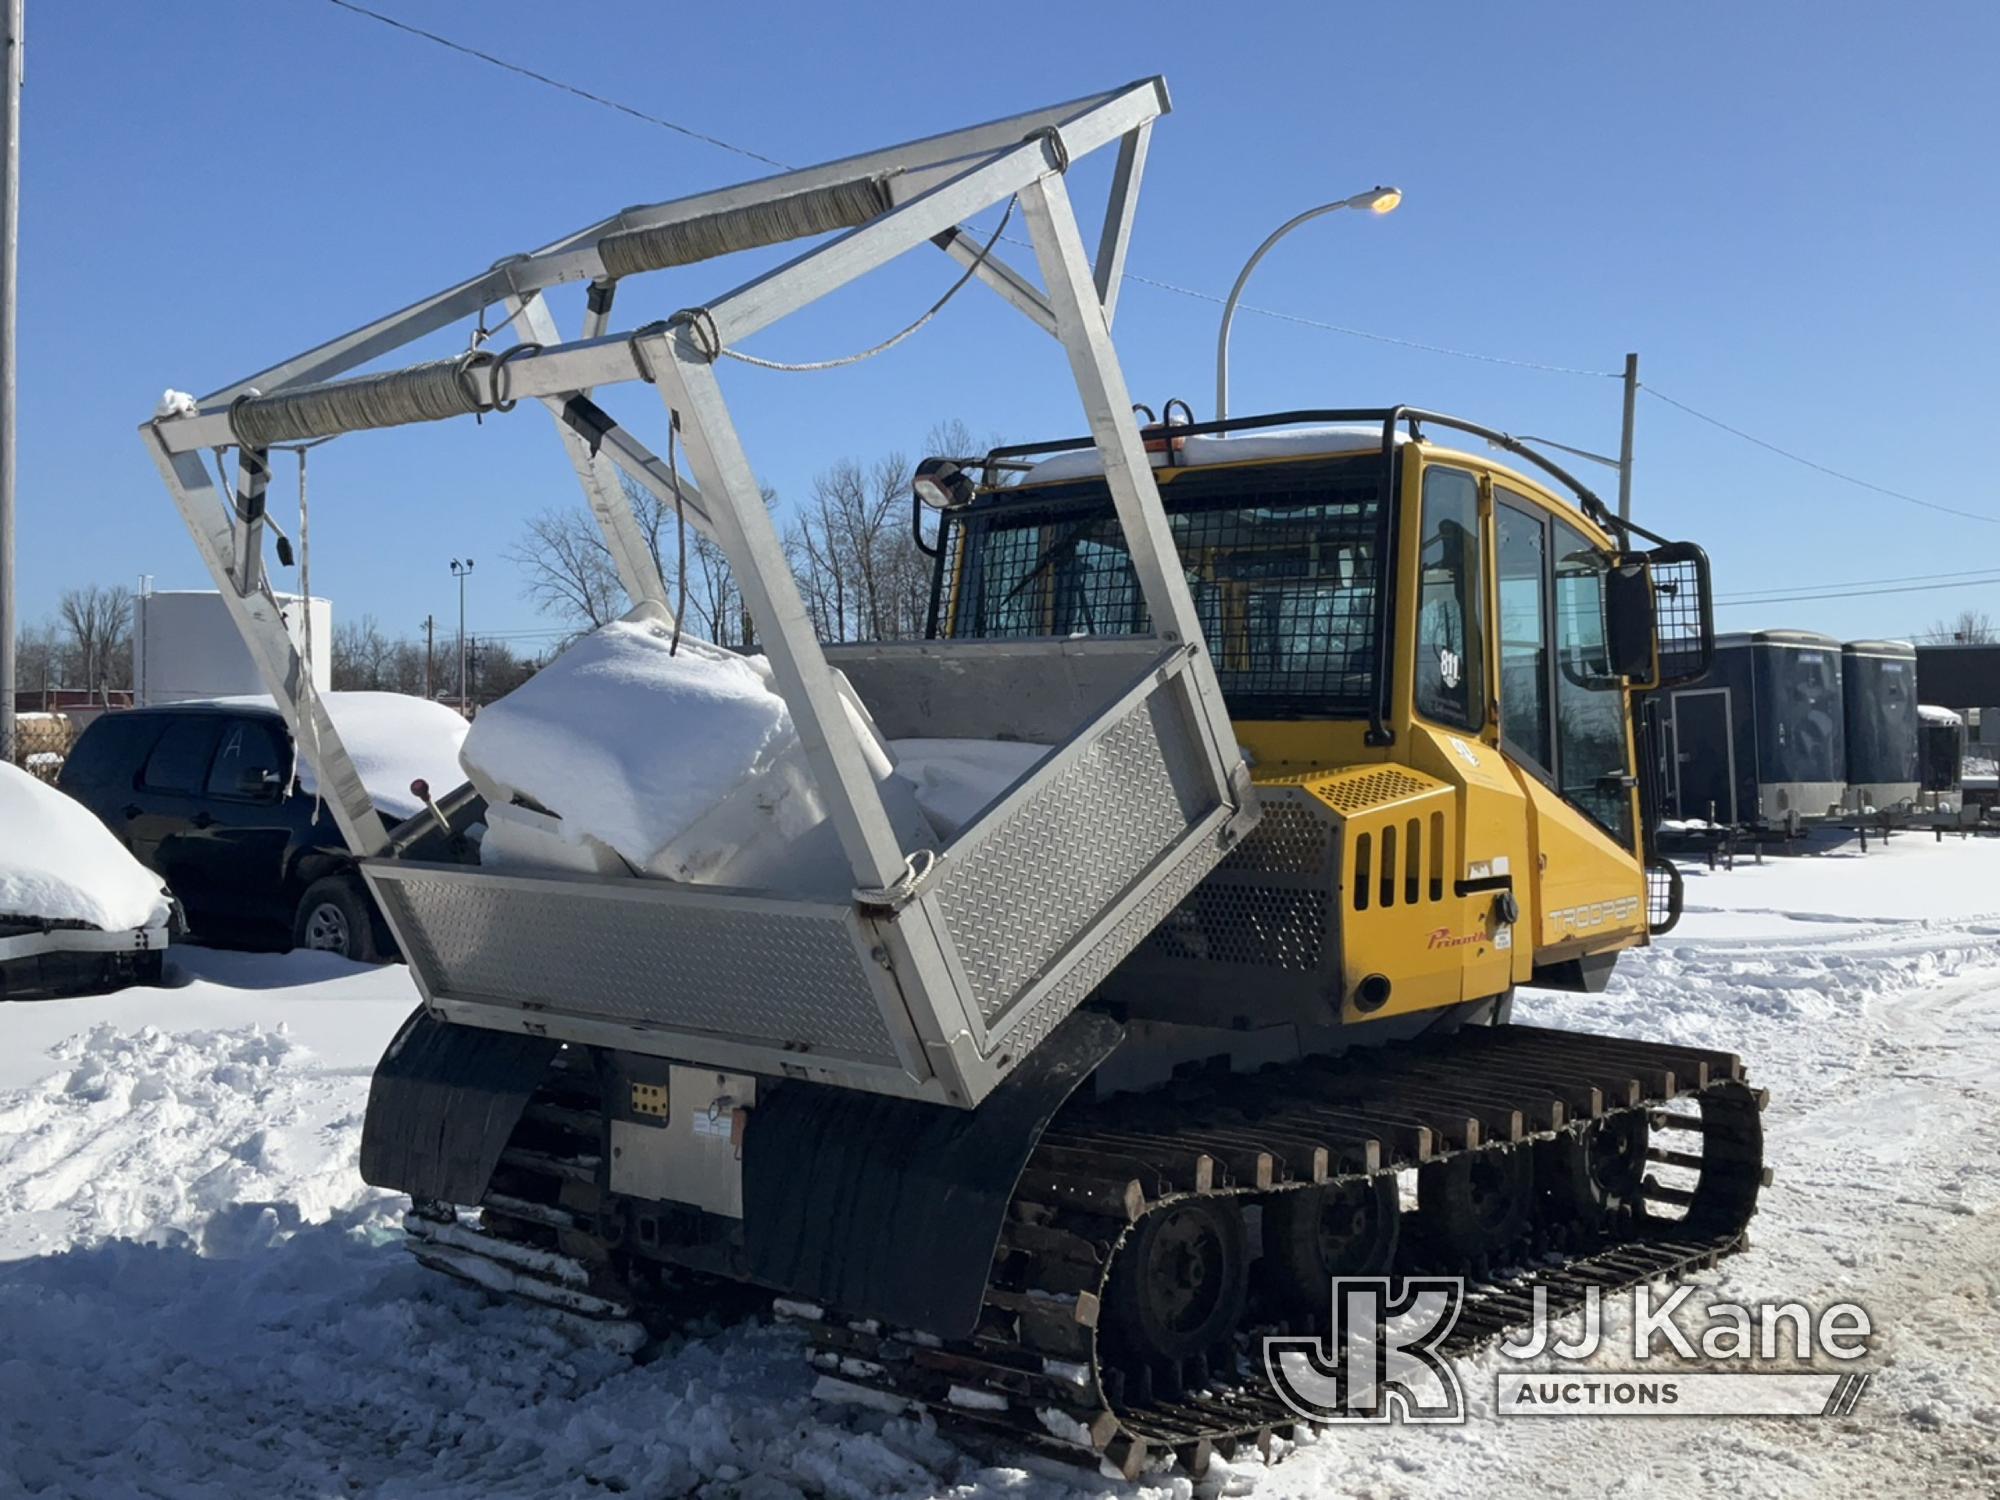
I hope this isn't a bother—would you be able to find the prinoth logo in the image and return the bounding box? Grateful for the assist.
[1427,927,1487,950]
[1547,895,1640,935]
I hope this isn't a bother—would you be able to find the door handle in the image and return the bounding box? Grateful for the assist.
[192,812,216,830]
[123,804,142,820]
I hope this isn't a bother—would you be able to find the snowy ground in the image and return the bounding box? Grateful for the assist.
[3,832,1998,1498]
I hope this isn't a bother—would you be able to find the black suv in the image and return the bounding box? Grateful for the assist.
[60,701,399,961]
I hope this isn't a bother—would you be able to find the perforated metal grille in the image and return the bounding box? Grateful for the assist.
[934,687,1215,1026]
[1143,882,1329,971]
[1218,796,1330,876]
[373,872,899,1063]
[1316,767,1430,813]
[935,458,1388,717]
[1135,787,1335,974]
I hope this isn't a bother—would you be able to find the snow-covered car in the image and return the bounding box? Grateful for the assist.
[1,759,174,999]
[57,693,467,963]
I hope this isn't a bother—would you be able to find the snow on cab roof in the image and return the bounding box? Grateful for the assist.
[1004,424,1408,488]
[1918,704,1963,725]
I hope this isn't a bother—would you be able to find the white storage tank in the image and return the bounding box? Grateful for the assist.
[133,590,332,706]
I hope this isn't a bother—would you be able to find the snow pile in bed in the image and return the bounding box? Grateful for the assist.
[889,738,1050,837]
[294,692,469,821]
[462,617,934,891]
[0,761,170,932]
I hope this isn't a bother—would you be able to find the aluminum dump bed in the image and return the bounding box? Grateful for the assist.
[143,78,1258,1107]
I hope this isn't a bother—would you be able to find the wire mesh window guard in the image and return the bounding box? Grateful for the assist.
[935,457,1390,718]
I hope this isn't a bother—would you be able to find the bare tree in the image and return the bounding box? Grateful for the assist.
[330,614,401,690]
[1925,609,1996,645]
[507,471,780,646]
[506,507,623,630]
[12,619,62,699]
[59,584,134,699]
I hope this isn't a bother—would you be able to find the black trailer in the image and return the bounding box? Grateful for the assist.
[1659,629,1846,829]
[1842,639,1920,810]
[1918,705,1964,794]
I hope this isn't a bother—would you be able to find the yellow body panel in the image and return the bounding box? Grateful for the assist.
[1233,441,1650,1022]
[952,432,1658,1029]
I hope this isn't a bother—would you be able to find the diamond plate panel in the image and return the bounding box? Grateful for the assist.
[991,821,1228,1061]
[934,685,1218,1026]
[375,872,899,1063]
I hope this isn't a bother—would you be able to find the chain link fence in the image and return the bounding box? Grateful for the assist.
[7,711,76,782]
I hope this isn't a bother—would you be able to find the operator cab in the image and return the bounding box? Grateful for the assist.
[920,408,1715,1009]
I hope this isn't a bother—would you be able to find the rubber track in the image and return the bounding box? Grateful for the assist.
[786,1024,1767,1479]
[407,1025,1766,1481]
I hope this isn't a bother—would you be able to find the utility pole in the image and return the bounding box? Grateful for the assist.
[450,558,474,716]
[0,1,21,764]
[1617,351,1638,524]
[423,614,434,698]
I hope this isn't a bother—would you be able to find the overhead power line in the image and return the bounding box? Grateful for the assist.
[316,0,1608,379]
[320,1,1990,536]
[1715,573,2000,609]
[1644,386,2000,527]
[1715,564,2000,602]
[1122,271,1620,377]
[321,0,789,169]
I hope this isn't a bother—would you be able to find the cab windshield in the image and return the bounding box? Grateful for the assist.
[936,456,1388,719]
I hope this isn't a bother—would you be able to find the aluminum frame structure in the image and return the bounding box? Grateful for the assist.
[141,77,1258,1109]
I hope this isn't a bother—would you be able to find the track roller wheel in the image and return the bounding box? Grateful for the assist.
[1539,1113,1648,1235]
[1102,1197,1248,1385]
[1414,1144,1534,1270]
[1261,1177,1401,1314]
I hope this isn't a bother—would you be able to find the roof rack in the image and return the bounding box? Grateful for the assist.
[978,406,1635,531]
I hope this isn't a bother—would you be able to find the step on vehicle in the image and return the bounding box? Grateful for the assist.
[143,79,1762,1477]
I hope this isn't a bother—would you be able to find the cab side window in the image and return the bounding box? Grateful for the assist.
[1552,518,1635,847]
[1413,466,1485,732]
[1495,497,1551,773]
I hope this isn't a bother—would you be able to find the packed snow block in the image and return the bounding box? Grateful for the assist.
[460,617,936,894]
[888,738,1051,839]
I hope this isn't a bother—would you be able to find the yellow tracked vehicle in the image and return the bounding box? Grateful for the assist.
[138,75,1765,1479]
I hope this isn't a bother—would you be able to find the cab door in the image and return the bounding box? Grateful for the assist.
[1491,490,1647,966]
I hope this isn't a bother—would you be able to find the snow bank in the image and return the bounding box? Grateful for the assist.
[461,617,935,893]
[890,738,1050,837]
[0,762,170,932]
[1012,423,1407,486]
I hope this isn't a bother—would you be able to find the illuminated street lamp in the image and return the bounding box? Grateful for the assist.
[1214,187,1401,421]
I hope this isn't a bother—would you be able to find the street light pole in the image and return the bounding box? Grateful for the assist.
[1214,186,1401,422]
[450,558,474,715]
[0,0,20,764]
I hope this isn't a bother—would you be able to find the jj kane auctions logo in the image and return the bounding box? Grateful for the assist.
[1266,1279,1873,1423]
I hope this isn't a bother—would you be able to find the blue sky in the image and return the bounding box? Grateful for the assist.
[14,1,1999,650]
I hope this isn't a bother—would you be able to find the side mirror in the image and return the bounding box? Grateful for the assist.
[1604,560,1659,687]
[238,766,286,799]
